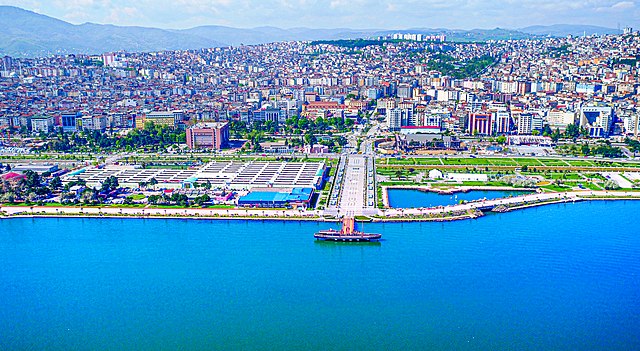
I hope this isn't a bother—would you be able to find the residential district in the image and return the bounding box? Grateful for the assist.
[1,30,640,221]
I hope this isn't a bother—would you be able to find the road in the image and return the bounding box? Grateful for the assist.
[327,121,380,217]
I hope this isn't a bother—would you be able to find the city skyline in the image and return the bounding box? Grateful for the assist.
[0,0,637,30]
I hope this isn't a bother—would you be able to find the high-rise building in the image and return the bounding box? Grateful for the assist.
[547,110,576,131]
[102,53,116,67]
[397,84,413,99]
[31,115,54,133]
[61,112,82,132]
[517,113,533,135]
[580,105,614,137]
[386,108,412,131]
[493,110,512,134]
[468,113,492,135]
[137,110,185,129]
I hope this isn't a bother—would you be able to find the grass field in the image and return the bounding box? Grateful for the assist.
[383,156,640,170]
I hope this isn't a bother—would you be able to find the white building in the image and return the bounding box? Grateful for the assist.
[580,105,614,137]
[428,169,443,179]
[547,110,576,130]
[30,115,54,133]
[517,113,533,135]
[386,108,412,131]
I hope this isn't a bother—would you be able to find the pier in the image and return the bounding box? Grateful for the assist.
[314,216,381,241]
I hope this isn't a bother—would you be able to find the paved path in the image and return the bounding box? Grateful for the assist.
[601,172,634,188]
[3,192,639,221]
[338,155,367,216]
[1,205,322,219]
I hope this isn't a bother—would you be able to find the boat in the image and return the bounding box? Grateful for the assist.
[314,217,382,242]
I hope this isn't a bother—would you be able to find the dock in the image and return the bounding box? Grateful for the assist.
[314,217,382,242]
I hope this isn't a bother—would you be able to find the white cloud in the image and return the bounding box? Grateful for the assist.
[612,1,635,9]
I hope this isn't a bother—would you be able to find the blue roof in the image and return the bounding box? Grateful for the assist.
[239,187,313,204]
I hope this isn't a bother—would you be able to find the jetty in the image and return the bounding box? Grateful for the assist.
[314,217,382,242]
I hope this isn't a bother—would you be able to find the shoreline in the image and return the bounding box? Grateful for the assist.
[3,191,640,222]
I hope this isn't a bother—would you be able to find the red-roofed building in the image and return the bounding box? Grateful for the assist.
[1,172,26,181]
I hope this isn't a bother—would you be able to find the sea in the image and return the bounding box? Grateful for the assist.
[1,200,639,350]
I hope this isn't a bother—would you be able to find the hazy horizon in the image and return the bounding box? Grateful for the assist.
[0,1,636,31]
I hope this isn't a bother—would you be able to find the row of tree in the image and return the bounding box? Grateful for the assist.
[0,170,61,203]
[147,193,211,207]
[43,122,186,153]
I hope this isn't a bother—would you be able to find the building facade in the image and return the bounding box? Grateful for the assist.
[185,122,230,150]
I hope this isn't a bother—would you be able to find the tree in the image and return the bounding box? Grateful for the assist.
[551,128,561,143]
[580,126,590,138]
[23,170,41,189]
[195,194,211,206]
[304,132,317,146]
[50,176,62,190]
[625,137,640,153]
[101,176,119,192]
[565,123,580,139]
[344,118,355,128]
[297,118,310,130]
[581,143,591,156]
[603,179,620,190]
[496,135,507,144]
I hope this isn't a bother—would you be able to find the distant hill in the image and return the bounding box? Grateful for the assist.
[0,6,225,57]
[0,5,621,58]
[444,28,536,42]
[519,24,619,37]
[179,26,383,46]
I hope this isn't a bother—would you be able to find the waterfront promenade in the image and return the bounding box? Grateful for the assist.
[0,205,322,220]
[2,190,639,222]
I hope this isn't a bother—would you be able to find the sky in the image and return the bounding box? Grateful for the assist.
[1,0,638,30]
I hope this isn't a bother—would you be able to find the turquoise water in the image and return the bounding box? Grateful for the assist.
[1,201,640,350]
[388,188,531,208]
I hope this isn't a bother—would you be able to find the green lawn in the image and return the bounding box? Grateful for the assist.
[540,184,573,192]
[538,159,569,166]
[565,160,595,167]
[512,158,544,166]
[488,158,519,166]
[441,158,492,165]
[387,158,416,165]
[414,158,444,165]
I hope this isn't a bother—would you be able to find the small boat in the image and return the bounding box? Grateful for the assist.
[314,217,382,242]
